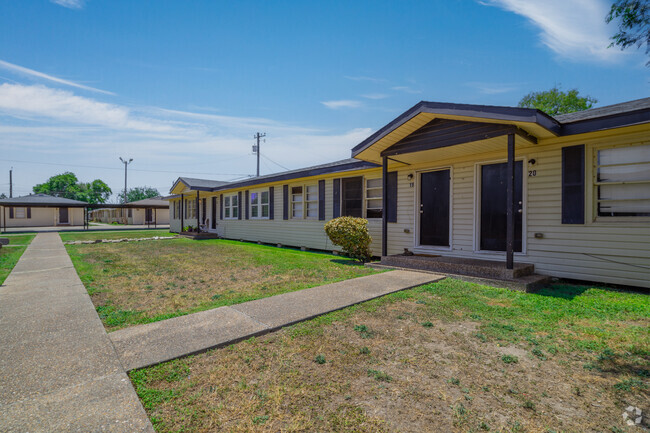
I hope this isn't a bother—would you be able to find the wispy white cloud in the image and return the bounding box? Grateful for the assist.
[344,76,387,83]
[0,60,113,95]
[50,0,85,9]
[465,81,520,95]
[481,0,628,62]
[321,100,363,109]
[361,93,389,100]
[0,84,171,132]
[0,83,374,197]
[391,86,422,94]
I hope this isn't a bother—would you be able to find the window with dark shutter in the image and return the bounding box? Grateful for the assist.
[27,207,32,219]
[220,194,223,220]
[332,178,341,218]
[283,185,289,220]
[9,207,14,218]
[341,177,363,217]
[562,145,585,224]
[318,180,325,220]
[245,191,249,220]
[269,186,274,220]
[238,191,242,220]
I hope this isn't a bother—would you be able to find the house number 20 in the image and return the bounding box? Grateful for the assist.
[528,170,537,177]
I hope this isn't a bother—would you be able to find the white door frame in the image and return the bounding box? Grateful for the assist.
[413,166,453,252]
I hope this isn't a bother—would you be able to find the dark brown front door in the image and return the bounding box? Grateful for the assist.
[419,169,450,247]
[59,207,69,224]
[480,161,523,252]
[145,208,153,223]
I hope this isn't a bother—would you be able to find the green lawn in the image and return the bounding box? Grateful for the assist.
[0,234,35,284]
[59,229,173,242]
[66,238,379,331]
[131,279,649,433]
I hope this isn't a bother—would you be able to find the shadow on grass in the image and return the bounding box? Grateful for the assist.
[535,278,649,300]
[329,258,364,267]
[533,284,592,300]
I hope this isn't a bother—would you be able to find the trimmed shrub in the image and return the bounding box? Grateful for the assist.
[324,217,372,262]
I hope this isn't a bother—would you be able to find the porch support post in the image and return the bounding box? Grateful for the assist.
[381,155,388,257]
[180,194,184,232]
[506,133,515,270]
[196,190,200,232]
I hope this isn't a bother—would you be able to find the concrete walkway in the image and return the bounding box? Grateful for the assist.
[110,270,443,371]
[0,233,153,432]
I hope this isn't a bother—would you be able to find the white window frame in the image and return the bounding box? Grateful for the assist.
[593,143,650,220]
[250,189,270,219]
[365,177,382,219]
[224,194,238,219]
[186,199,196,219]
[14,207,26,219]
[290,184,318,220]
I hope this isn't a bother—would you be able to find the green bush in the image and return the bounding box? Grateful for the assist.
[324,216,372,262]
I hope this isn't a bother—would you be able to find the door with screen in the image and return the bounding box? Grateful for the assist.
[59,207,69,224]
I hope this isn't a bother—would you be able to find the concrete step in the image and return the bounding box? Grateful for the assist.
[380,254,535,279]
[367,262,551,293]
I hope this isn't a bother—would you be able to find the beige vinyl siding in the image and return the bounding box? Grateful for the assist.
[166,123,649,288]
[0,207,84,228]
[382,125,650,288]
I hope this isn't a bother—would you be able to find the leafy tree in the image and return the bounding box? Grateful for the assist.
[33,172,112,204]
[607,0,650,65]
[518,87,597,116]
[0,193,6,199]
[119,186,160,203]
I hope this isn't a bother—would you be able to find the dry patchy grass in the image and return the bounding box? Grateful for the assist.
[66,238,378,331]
[131,279,649,433]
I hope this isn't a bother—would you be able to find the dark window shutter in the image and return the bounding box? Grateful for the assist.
[27,207,32,219]
[318,179,325,220]
[283,185,289,220]
[562,145,585,224]
[219,194,223,220]
[211,197,217,229]
[269,186,275,220]
[245,190,249,220]
[9,207,14,218]
[387,171,397,223]
[332,178,341,218]
[238,191,242,220]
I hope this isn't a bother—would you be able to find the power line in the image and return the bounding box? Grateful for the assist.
[260,154,291,171]
[0,158,248,177]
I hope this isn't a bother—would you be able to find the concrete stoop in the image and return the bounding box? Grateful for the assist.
[178,232,220,240]
[369,255,551,292]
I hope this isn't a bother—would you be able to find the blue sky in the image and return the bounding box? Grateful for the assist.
[0,0,647,199]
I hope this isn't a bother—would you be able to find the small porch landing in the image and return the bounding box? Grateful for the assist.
[370,254,550,292]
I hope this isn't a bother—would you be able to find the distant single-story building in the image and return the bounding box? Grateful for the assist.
[0,194,87,229]
[90,196,169,225]
[167,98,650,288]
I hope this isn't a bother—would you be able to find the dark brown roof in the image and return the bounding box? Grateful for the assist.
[0,194,88,207]
[554,97,650,123]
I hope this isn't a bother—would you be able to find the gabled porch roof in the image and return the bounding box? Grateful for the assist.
[351,101,560,164]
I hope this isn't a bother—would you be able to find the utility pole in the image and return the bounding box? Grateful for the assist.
[119,157,133,203]
[252,132,266,177]
[119,157,133,224]
[9,168,12,198]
